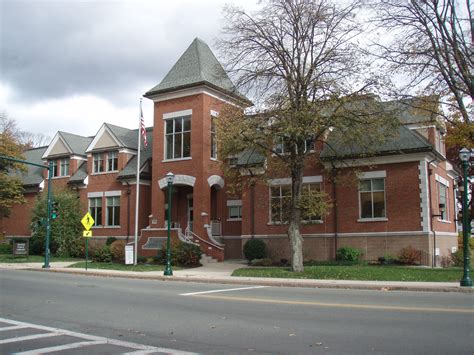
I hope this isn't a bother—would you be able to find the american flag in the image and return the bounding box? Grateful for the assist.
[140,106,147,148]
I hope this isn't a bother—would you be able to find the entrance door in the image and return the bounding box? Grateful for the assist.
[187,196,193,232]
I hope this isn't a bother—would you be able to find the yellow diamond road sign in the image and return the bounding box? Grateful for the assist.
[81,212,94,231]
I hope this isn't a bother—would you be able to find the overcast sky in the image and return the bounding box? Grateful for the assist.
[0,0,260,140]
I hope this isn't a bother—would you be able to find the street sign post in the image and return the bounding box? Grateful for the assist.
[81,212,95,270]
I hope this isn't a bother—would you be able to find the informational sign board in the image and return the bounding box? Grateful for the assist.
[13,240,29,258]
[125,245,134,265]
[83,230,92,238]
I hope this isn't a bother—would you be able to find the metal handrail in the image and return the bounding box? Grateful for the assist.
[185,227,224,250]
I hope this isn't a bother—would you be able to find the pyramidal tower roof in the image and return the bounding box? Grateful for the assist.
[144,37,250,104]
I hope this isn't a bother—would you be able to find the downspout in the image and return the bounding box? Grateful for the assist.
[248,169,256,239]
[427,158,437,267]
[126,183,131,243]
[331,165,338,260]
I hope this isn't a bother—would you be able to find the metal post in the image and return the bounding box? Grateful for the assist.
[164,173,174,276]
[43,161,53,269]
[460,158,472,286]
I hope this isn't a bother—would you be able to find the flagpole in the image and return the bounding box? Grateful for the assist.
[133,98,143,265]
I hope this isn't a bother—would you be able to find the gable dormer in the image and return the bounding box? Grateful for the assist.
[42,131,91,178]
[86,123,138,174]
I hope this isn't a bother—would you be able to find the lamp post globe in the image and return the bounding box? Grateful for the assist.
[459,148,472,287]
[164,172,175,276]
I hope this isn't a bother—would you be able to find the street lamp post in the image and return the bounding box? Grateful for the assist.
[164,172,175,276]
[0,155,53,269]
[459,148,472,287]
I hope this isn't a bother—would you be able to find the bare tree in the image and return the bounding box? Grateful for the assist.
[371,0,473,142]
[218,0,397,272]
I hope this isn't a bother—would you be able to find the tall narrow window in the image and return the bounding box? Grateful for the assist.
[106,196,120,226]
[211,115,217,159]
[93,153,104,173]
[60,158,69,176]
[165,115,191,160]
[51,160,59,177]
[301,183,322,222]
[438,182,448,220]
[359,178,386,219]
[107,151,118,172]
[270,185,291,223]
[89,197,102,226]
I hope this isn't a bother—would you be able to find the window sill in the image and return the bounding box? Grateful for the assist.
[50,176,70,179]
[91,226,103,229]
[437,219,452,224]
[357,218,388,222]
[91,171,118,175]
[302,220,324,224]
[210,157,218,161]
[267,222,289,225]
[227,218,242,222]
[162,157,192,163]
[104,226,121,228]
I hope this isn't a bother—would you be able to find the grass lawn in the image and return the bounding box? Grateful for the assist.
[0,254,81,263]
[232,264,464,282]
[68,261,183,272]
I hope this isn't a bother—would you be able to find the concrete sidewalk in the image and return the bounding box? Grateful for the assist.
[1,260,472,293]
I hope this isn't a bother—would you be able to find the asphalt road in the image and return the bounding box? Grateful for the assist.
[1,269,473,354]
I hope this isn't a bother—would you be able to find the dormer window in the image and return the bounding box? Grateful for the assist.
[93,153,105,173]
[107,151,118,172]
[93,151,118,173]
[51,158,69,177]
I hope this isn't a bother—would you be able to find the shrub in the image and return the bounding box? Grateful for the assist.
[250,258,273,266]
[110,240,126,262]
[106,237,118,246]
[243,239,267,263]
[175,242,202,266]
[450,249,464,267]
[336,247,363,262]
[398,246,420,265]
[92,245,112,263]
[0,243,12,254]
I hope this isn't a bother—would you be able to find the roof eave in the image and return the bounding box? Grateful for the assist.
[144,81,252,106]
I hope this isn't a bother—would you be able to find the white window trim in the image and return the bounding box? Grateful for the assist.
[105,190,121,197]
[435,174,450,187]
[163,109,192,120]
[163,116,191,160]
[359,170,386,179]
[87,192,104,198]
[358,177,387,220]
[436,179,450,222]
[227,200,242,207]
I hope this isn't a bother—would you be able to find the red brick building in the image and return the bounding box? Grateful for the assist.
[1,38,459,265]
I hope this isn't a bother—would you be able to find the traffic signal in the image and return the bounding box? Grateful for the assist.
[51,202,59,219]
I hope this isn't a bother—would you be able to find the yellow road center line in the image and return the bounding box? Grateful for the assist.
[193,295,474,314]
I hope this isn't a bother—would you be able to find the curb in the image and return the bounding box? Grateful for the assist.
[20,267,474,294]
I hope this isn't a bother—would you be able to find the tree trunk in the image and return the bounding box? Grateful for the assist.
[289,220,304,272]
[288,162,304,272]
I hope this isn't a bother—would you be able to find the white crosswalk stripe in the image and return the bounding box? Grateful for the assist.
[0,317,198,355]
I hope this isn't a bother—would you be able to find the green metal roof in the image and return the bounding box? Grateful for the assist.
[18,147,47,186]
[59,132,93,156]
[320,124,434,160]
[117,129,153,179]
[69,161,88,183]
[144,37,250,104]
[105,123,138,150]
